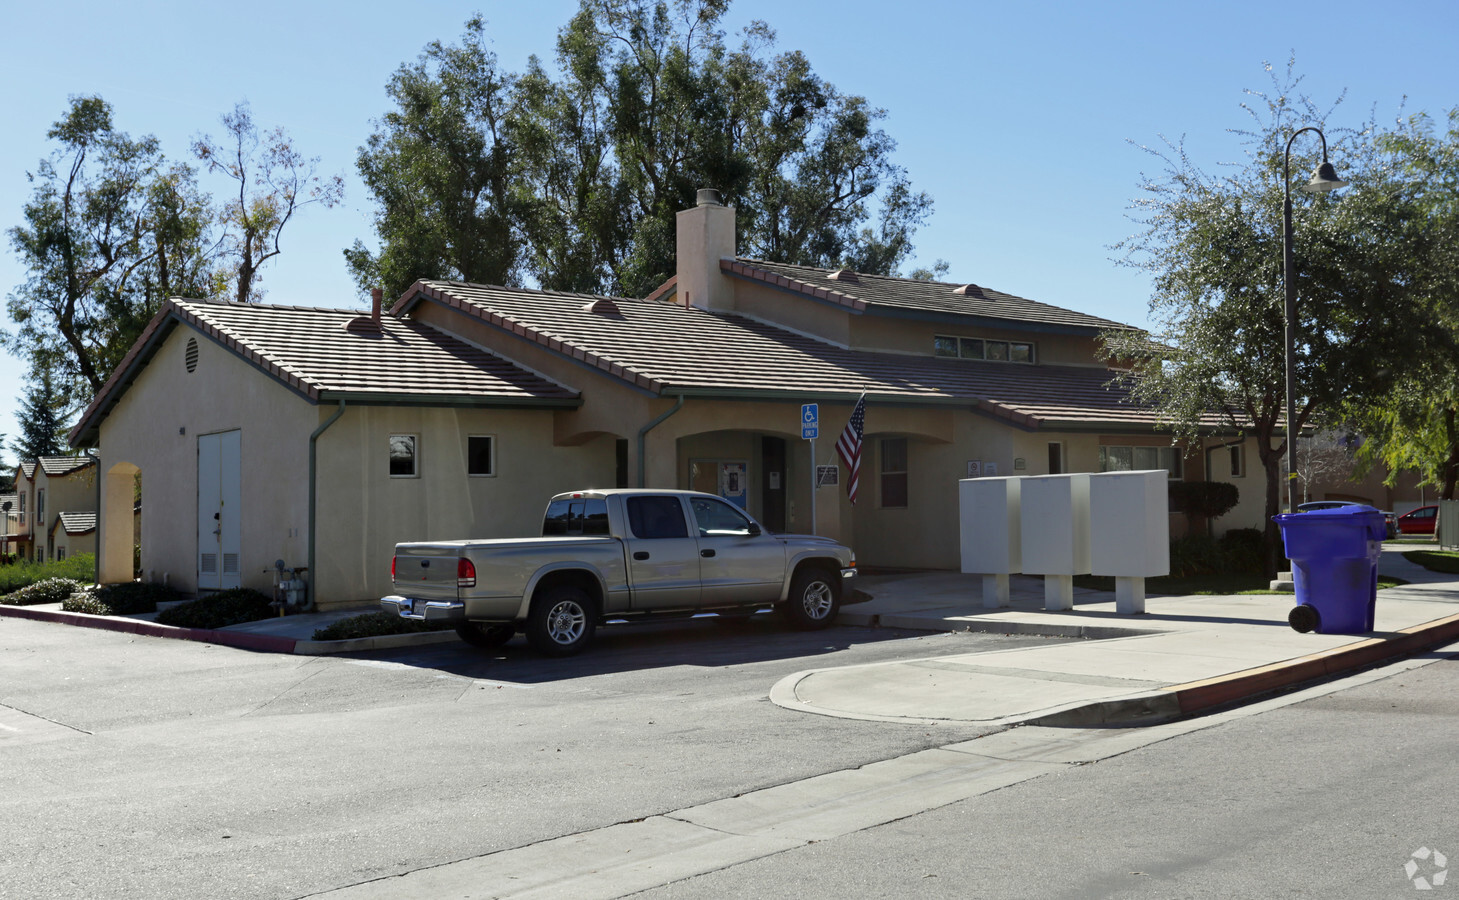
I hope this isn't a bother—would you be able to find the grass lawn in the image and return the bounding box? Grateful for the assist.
[1074,572,1408,596]
[1402,549,1459,574]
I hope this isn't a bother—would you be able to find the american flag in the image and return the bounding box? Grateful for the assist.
[835,393,866,504]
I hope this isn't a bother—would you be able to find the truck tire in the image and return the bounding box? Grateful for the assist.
[781,567,839,630]
[526,585,597,656]
[455,623,515,649]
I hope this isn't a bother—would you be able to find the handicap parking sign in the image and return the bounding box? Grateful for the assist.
[801,403,818,440]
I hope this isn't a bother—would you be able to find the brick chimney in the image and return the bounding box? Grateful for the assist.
[675,189,736,311]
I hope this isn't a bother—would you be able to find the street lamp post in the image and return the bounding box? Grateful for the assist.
[1282,126,1347,515]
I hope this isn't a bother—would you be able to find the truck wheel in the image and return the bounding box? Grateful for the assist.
[526,585,597,656]
[781,568,839,630]
[455,623,515,649]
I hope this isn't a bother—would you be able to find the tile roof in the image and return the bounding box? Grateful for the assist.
[57,511,96,535]
[18,462,35,480]
[71,299,581,446]
[37,456,94,477]
[401,280,1180,431]
[722,259,1136,333]
[0,494,16,513]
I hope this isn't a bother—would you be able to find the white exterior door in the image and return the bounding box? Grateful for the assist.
[197,430,242,591]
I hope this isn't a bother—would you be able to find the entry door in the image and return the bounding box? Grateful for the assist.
[197,430,242,591]
[688,458,749,508]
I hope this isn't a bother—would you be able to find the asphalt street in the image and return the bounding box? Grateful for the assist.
[633,651,1459,900]
[0,614,1063,900]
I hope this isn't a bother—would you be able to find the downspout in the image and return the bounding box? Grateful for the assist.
[84,449,100,586]
[637,395,685,488]
[308,400,347,611]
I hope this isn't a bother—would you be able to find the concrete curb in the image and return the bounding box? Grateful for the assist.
[1028,611,1459,727]
[0,604,459,655]
[837,608,1154,641]
[0,604,299,654]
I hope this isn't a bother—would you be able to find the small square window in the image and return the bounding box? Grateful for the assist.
[934,336,959,357]
[985,341,1009,362]
[1011,342,1034,363]
[468,435,495,477]
[389,434,418,477]
[959,337,985,359]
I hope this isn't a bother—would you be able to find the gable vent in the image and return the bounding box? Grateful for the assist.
[185,338,199,372]
[953,284,986,298]
[828,269,860,283]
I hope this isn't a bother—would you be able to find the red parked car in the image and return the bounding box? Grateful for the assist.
[1397,505,1438,535]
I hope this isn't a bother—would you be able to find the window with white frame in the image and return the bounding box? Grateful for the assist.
[37,489,45,520]
[467,435,495,477]
[389,434,418,477]
[934,335,1035,364]
[1098,445,1183,480]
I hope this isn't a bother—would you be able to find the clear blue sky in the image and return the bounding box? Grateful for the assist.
[1,0,1454,455]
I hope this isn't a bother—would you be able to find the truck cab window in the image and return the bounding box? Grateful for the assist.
[691,498,755,536]
[542,498,609,536]
[627,496,689,539]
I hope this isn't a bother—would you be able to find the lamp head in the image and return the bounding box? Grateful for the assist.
[1303,160,1348,193]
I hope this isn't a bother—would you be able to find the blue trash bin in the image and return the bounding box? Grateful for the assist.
[1272,505,1386,634]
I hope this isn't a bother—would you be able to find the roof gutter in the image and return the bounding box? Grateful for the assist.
[637,396,685,488]
[308,400,347,611]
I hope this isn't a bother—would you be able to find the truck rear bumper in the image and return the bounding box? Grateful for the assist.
[381,595,466,624]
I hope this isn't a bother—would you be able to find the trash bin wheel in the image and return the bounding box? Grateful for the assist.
[1288,604,1320,634]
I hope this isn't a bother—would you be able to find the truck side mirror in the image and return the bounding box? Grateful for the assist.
[747,523,761,536]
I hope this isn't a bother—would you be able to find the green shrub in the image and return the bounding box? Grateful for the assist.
[1168,534,1223,577]
[312,611,445,642]
[1217,528,1267,574]
[78,581,181,616]
[156,588,273,629]
[0,554,94,594]
[60,581,181,616]
[60,594,111,615]
[1,577,83,606]
[1169,481,1240,520]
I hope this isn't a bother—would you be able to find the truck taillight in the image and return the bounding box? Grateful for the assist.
[458,558,476,588]
[391,555,397,581]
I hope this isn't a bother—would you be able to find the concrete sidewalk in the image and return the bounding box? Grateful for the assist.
[4,546,1458,730]
[776,545,1459,727]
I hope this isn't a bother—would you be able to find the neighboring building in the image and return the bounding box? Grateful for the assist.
[72,191,1282,608]
[0,492,19,558]
[9,456,97,563]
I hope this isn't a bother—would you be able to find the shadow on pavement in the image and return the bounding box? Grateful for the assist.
[337,616,943,684]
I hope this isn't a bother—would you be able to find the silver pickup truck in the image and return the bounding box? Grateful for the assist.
[381,489,859,656]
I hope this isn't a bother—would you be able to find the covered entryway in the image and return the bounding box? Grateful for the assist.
[197,430,242,591]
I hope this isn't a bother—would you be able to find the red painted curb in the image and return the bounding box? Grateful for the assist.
[0,604,298,654]
[1169,612,1459,715]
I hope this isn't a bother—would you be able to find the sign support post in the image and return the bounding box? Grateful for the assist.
[801,403,819,536]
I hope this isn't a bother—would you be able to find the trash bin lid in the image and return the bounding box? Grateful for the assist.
[1273,504,1387,555]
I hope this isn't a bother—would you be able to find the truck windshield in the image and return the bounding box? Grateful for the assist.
[542,498,609,536]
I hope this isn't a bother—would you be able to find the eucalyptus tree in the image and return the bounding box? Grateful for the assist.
[350,1,934,299]
[6,96,220,404]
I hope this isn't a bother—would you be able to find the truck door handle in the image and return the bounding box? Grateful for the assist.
[700,549,716,558]
[633,551,650,561]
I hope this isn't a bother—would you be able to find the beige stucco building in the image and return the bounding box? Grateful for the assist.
[7,457,97,564]
[75,192,1328,609]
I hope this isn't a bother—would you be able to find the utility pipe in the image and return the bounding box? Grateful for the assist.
[308,400,347,610]
[637,396,685,488]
